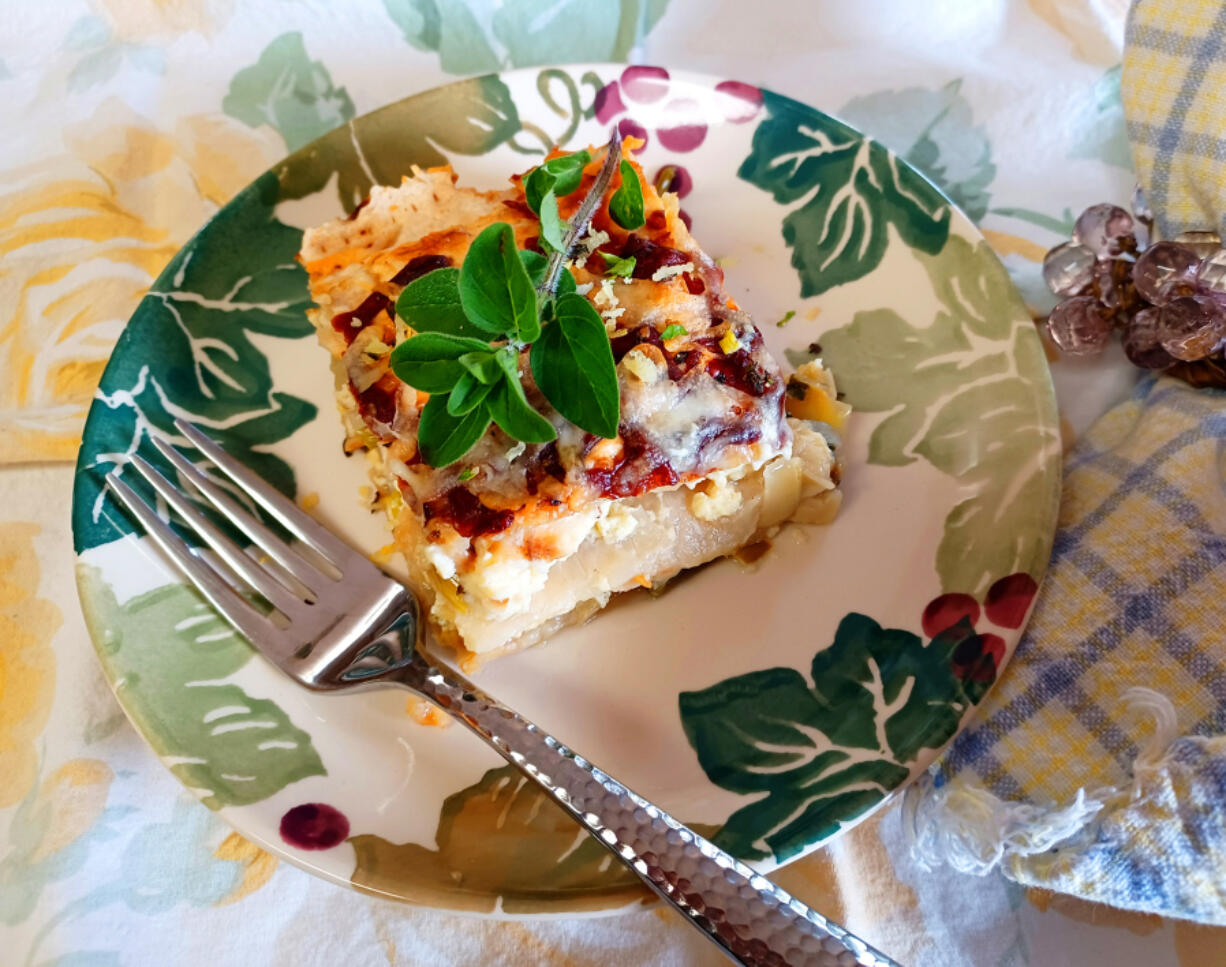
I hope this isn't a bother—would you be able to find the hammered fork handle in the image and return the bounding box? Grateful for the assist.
[400,658,898,967]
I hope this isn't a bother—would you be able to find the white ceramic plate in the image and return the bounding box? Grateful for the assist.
[72,64,1060,915]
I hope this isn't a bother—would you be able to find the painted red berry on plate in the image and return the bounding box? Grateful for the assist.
[593,82,626,124]
[621,65,670,103]
[951,632,1005,684]
[984,573,1038,629]
[280,803,350,850]
[617,117,649,151]
[713,80,764,123]
[922,593,980,638]
[657,98,708,152]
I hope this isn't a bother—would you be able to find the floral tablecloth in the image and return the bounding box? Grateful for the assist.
[4,1,1226,964]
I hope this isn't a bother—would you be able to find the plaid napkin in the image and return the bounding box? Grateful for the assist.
[1123,0,1226,239]
[906,0,1226,925]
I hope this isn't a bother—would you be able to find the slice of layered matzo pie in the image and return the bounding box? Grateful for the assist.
[299,142,846,661]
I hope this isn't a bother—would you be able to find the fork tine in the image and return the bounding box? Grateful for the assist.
[106,471,279,645]
[174,419,359,567]
[125,454,308,617]
[150,434,331,593]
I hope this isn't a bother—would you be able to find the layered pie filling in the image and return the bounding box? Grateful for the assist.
[299,149,848,660]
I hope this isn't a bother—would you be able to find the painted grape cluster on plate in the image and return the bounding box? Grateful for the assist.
[71,64,1059,914]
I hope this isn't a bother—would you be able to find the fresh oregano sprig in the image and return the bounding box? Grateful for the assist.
[389,135,636,467]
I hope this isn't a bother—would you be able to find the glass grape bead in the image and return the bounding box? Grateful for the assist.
[1073,203,1134,256]
[1196,249,1226,297]
[1159,294,1226,361]
[1042,242,1095,297]
[1047,296,1113,355]
[1122,306,1174,369]
[1133,241,1201,305]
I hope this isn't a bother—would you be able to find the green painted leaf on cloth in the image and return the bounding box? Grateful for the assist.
[350,762,716,913]
[738,89,951,297]
[819,236,1060,596]
[77,568,324,809]
[679,613,985,862]
[223,32,355,152]
[383,0,501,73]
[838,79,996,222]
[72,170,317,554]
[274,75,520,213]
[1071,65,1132,171]
[382,0,673,71]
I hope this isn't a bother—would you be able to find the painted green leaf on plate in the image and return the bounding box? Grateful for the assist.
[818,236,1059,596]
[223,31,356,152]
[351,764,643,913]
[72,170,316,554]
[274,74,521,213]
[679,613,986,862]
[738,89,951,297]
[78,568,324,809]
[350,761,721,913]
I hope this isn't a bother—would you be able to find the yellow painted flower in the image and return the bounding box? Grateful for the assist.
[0,99,282,463]
[0,521,59,807]
[96,0,234,42]
[28,758,114,862]
[1026,0,1128,65]
[213,832,279,905]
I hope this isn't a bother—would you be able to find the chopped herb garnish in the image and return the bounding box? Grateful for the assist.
[457,467,477,482]
[599,251,637,278]
[807,341,823,355]
[776,310,796,328]
[609,160,645,230]
[390,137,624,467]
[661,323,688,341]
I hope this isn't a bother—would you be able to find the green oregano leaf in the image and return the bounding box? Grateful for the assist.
[488,376,557,444]
[447,371,496,417]
[524,149,591,213]
[458,350,502,385]
[459,222,538,339]
[394,268,484,338]
[609,160,645,230]
[539,189,567,254]
[530,293,620,439]
[417,394,491,467]
[661,323,688,341]
[390,332,491,393]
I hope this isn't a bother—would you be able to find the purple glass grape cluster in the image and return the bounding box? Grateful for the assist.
[1043,195,1226,376]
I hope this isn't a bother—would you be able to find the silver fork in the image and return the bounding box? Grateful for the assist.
[105,418,899,967]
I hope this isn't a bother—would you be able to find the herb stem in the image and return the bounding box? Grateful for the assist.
[537,128,623,299]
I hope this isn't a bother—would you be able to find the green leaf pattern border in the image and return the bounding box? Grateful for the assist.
[69,65,1061,914]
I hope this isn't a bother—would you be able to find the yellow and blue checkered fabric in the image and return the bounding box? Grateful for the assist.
[913,3,1226,920]
[1123,0,1226,238]
[920,376,1226,922]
